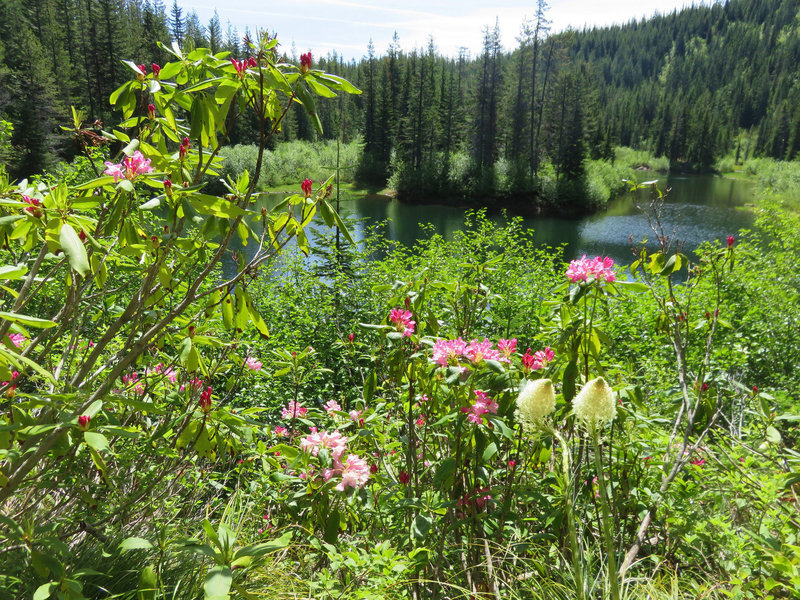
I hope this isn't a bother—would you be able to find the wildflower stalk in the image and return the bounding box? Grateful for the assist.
[592,427,620,600]
[553,429,584,600]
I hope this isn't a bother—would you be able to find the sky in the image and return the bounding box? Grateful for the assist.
[177,0,704,61]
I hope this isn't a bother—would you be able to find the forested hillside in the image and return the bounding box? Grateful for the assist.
[2,0,799,204]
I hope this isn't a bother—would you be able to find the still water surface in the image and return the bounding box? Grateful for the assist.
[331,174,756,265]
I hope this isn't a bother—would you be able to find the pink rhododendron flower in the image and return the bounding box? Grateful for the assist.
[300,429,348,460]
[566,255,616,283]
[281,400,307,420]
[461,390,498,425]
[103,151,154,182]
[691,457,706,467]
[274,426,288,437]
[464,338,501,363]
[349,409,363,422]
[245,357,262,371]
[179,137,190,160]
[497,338,517,361]
[389,308,415,337]
[8,333,25,348]
[336,454,371,491]
[324,399,341,414]
[432,337,467,366]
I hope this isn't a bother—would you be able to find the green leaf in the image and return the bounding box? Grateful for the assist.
[59,223,90,276]
[324,509,340,544]
[203,565,232,600]
[0,264,27,280]
[138,565,158,600]
[234,532,293,559]
[765,426,782,444]
[33,582,57,600]
[119,537,154,551]
[0,311,56,328]
[84,431,110,452]
[411,514,432,540]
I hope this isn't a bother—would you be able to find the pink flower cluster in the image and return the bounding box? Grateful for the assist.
[389,308,415,337]
[299,428,370,491]
[301,178,313,196]
[566,255,616,283]
[323,399,341,414]
[300,52,312,73]
[199,386,213,412]
[103,151,154,183]
[521,347,555,373]
[149,363,178,384]
[245,357,262,371]
[460,390,498,425]
[122,372,144,395]
[432,337,516,366]
[8,333,26,348]
[281,400,307,420]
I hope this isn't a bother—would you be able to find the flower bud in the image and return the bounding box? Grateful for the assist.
[301,178,312,197]
[727,235,735,247]
[164,178,173,196]
[78,415,91,430]
[300,52,312,74]
[151,63,161,78]
[572,377,616,430]
[188,325,195,338]
[515,379,556,431]
[147,103,156,120]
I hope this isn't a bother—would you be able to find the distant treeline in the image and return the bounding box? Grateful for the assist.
[1,0,799,211]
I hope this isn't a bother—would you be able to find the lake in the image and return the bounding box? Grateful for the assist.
[332,174,756,266]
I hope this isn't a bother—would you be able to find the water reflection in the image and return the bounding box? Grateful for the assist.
[335,174,756,266]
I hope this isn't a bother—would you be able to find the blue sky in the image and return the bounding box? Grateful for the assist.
[179,0,700,61]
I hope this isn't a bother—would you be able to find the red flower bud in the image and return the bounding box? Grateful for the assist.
[300,52,312,74]
[79,230,87,242]
[78,415,91,430]
[370,463,378,474]
[164,178,172,196]
[151,63,161,77]
[147,103,156,120]
[399,470,410,485]
[727,235,735,247]
[188,325,195,338]
[248,56,257,68]
[301,178,312,196]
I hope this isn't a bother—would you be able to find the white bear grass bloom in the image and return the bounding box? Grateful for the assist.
[572,377,616,430]
[516,378,556,431]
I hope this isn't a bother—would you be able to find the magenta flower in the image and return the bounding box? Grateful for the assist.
[566,255,616,283]
[274,425,288,437]
[179,137,190,160]
[103,151,154,183]
[727,235,735,247]
[300,52,312,73]
[230,57,248,77]
[461,390,498,425]
[78,415,91,430]
[199,386,213,412]
[301,178,313,196]
[432,337,467,366]
[245,357,262,371]
[151,63,161,78]
[281,400,307,420]
[497,338,517,361]
[389,308,415,337]
[8,333,26,348]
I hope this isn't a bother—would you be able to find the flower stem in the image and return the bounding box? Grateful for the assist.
[554,429,584,600]
[592,427,620,600]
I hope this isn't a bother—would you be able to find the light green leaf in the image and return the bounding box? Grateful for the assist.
[84,431,110,452]
[203,565,232,600]
[59,223,90,276]
[119,537,154,551]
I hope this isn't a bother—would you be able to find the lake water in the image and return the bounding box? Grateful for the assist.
[332,174,756,266]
